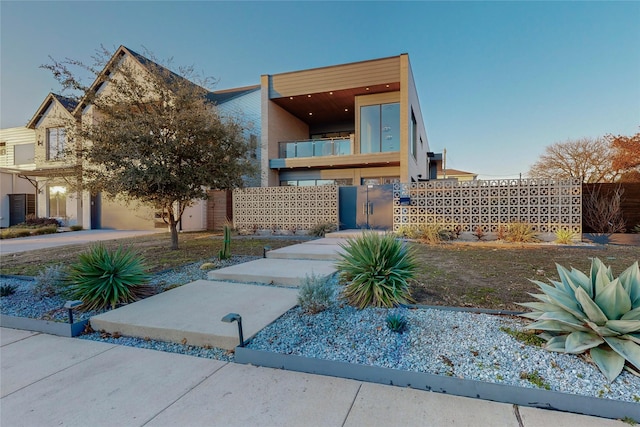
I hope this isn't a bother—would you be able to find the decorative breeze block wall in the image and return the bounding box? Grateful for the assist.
[233,185,339,231]
[393,179,582,234]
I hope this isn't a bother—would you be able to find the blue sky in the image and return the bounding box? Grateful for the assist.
[1,1,638,178]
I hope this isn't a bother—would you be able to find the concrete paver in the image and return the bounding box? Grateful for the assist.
[1,342,225,427]
[518,406,626,427]
[1,334,115,397]
[0,327,38,346]
[343,382,519,426]
[146,363,361,427]
[207,258,336,286]
[90,280,298,349]
[267,239,345,260]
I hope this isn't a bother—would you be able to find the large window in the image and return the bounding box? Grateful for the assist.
[47,127,66,160]
[360,103,400,154]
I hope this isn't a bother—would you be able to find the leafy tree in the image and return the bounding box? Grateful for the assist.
[528,137,620,183]
[43,46,256,249]
[607,131,640,182]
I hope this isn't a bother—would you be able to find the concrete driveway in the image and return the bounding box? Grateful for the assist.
[0,230,163,255]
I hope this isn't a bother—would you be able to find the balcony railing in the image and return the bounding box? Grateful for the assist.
[278,137,352,159]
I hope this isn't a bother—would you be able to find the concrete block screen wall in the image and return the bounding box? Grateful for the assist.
[233,185,339,232]
[393,179,582,234]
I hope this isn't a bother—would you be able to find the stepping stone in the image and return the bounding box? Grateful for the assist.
[207,258,336,287]
[267,240,346,261]
[90,280,298,350]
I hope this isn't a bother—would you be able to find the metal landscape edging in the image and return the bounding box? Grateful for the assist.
[0,314,88,337]
[234,346,638,421]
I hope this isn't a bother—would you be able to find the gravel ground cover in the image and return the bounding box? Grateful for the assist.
[248,301,640,404]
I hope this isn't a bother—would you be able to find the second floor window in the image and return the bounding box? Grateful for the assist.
[47,127,66,160]
[360,102,400,154]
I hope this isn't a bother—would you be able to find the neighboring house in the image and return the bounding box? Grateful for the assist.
[8,46,261,231]
[437,164,478,181]
[0,127,36,227]
[261,54,431,186]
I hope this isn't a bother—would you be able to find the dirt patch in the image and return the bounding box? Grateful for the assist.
[408,242,639,311]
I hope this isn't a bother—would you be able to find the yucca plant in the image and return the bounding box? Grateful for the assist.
[554,229,576,244]
[386,312,408,333]
[64,244,153,311]
[337,232,417,309]
[505,221,538,243]
[519,258,640,382]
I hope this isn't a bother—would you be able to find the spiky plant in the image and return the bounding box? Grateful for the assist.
[519,258,640,382]
[337,232,417,309]
[65,244,153,311]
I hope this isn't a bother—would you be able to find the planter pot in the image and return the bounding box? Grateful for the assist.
[0,314,88,337]
[235,346,637,421]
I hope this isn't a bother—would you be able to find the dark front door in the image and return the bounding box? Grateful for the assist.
[90,193,101,229]
[339,184,394,230]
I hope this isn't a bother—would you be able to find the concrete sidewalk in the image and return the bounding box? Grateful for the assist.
[0,229,162,255]
[0,328,620,427]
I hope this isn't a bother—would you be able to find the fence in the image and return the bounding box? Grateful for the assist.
[582,182,640,232]
[392,179,582,234]
[232,185,339,231]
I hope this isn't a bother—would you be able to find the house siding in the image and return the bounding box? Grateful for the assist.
[269,56,401,98]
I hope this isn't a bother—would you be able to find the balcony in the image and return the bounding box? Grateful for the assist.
[278,137,352,159]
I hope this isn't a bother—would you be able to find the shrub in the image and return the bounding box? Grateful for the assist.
[297,273,336,314]
[34,264,67,297]
[22,215,61,227]
[505,221,538,243]
[583,184,626,234]
[64,244,153,310]
[308,221,337,237]
[337,232,417,309]
[632,224,640,234]
[0,284,17,297]
[31,225,58,236]
[519,258,640,382]
[473,225,486,241]
[70,225,84,231]
[397,224,449,244]
[554,229,575,244]
[496,225,507,240]
[386,312,408,333]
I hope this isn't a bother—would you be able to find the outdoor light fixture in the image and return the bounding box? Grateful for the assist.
[221,313,244,347]
[263,245,271,258]
[64,300,83,324]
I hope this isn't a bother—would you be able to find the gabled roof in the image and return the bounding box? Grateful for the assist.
[27,93,77,129]
[70,45,257,115]
[206,85,260,105]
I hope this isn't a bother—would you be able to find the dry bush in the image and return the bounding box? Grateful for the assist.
[583,185,626,234]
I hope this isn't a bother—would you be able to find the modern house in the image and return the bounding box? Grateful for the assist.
[261,54,433,187]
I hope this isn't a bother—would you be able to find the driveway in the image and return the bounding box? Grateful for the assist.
[0,230,162,255]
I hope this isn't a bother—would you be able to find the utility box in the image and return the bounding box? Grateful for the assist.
[9,193,35,226]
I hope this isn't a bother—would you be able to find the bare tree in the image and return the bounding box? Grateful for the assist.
[583,184,626,234]
[528,137,620,183]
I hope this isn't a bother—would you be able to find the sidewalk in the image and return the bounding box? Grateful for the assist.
[1,328,621,427]
[0,230,161,255]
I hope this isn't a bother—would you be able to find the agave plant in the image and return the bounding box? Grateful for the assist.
[65,244,153,311]
[519,258,640,382]
[336,232,417,309]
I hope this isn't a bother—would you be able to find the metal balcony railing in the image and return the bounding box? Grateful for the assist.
[278,137,352,159]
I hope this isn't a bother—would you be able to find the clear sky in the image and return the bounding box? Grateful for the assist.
[1,1,638,179]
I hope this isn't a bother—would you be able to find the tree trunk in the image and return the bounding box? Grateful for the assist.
[169,215,179,250]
